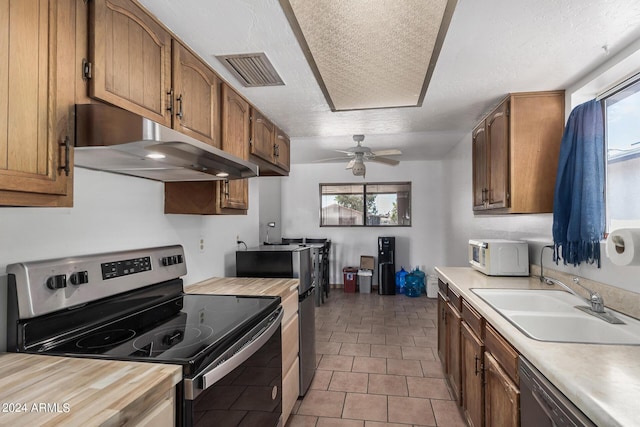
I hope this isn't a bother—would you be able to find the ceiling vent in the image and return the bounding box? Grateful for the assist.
[216,53,285,87]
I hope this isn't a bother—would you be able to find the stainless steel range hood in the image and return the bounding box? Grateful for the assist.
[74,104,258,182]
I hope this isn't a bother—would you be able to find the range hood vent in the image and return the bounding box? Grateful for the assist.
[216,53,285,87]
[74,104,258,182]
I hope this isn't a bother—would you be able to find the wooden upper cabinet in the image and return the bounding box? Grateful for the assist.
[0,0,74,207]
[249,109,290,176]
[89,0,172,126]
[472,121,487,210]
[486,101,509,209]
[172,40,220,147]
[250,108,276,163]
[471,91,564,213]
[274,128,291,172]
[220,84,249,211]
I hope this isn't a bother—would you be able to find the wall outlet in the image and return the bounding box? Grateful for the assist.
[199,237,205,253]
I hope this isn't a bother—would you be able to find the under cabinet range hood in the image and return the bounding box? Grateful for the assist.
[74,104,258,182]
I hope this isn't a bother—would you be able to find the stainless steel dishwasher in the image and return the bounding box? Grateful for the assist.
[519,357,596,427]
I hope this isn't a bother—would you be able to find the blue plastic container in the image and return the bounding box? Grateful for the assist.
[395,267,408,294]
[404,273,422,297]
[412,267,426,294]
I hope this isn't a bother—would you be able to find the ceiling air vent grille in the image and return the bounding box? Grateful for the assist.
[216,53,284,87]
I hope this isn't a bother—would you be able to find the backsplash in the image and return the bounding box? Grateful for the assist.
[530,264,640,320]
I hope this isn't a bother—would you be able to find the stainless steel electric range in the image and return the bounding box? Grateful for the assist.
[6,245,283,427]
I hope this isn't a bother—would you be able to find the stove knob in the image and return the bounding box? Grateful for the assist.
[46,274,67,290]
[70,271,89,285]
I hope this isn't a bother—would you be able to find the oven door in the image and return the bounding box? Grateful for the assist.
[183,308,283,427]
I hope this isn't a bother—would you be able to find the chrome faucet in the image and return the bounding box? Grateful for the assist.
[539,245,623,324]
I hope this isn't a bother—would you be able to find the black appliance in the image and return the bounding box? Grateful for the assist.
[6,246,283,427]
[378,236,396,295]
[236,245,316,396]
[519,357,595,427]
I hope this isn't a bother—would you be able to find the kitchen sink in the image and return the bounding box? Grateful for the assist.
[471,288,640,345]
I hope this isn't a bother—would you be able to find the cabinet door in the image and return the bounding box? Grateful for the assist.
[484,351,519,427]
[250,109,275,163]
[446,301,462,405]
[0,0,74,206]
[172,41,220,147]
[274,129,290,172]
[220,84,249,210]
[437,292,448,371]
[486,100,509,209]
[472,121,487,211]
[89,0,172,126]
[461,322,484,427]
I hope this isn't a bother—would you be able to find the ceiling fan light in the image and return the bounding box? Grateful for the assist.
[352,161,366,177]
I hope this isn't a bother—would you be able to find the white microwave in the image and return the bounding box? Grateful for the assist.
[468,239,529,276]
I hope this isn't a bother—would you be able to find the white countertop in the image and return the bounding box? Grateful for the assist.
[436,267,640,427]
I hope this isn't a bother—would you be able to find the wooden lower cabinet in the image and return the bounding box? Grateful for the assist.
[283,357,300,425]
[445,300,462,404]
[132,387,175,427]
[438,285,521,427]
[461,321,484,427]
[437,290,448,369]
[281,291,299,425]
[484,352,519,427]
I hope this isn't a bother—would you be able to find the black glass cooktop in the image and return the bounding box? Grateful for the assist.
[37,293,280,376]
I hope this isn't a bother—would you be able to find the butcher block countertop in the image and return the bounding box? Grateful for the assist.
[436,267,640,427]
[185,277,299,299]
[0,353,181,426]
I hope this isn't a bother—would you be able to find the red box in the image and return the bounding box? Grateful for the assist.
[343,267,358,292]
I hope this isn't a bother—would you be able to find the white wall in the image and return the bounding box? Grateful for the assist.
[0,168,263,352]
[281,161,446,284]
[258,177,283,244]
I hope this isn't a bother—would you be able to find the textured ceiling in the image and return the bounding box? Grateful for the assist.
[282,0,452,111]
[138,0,640,163]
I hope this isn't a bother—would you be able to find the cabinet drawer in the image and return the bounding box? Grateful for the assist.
[282,357,300,426]
[447,287,462,312]
[462,300,484,339]
[282,313,299,373]
[485,324,519,384]
[438,279,448,295]
[282,290,298,326]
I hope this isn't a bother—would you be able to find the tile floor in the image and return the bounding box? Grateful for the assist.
[286,290,467,427]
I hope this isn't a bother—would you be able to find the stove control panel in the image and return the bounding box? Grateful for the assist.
[101,256,152,280]
[7,245,186,320]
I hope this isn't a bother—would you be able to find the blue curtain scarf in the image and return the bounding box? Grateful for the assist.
[552,99,605,267]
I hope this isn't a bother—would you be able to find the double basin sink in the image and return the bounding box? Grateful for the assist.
[471,288,640,345]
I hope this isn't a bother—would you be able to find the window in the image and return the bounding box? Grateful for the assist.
[320,182,411,227]
[603,75,640,229]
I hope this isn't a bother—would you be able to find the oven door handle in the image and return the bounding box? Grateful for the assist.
[184,307,283,400]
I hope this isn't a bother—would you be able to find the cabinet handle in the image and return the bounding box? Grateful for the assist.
[59,136,71,176]
[474,354,480,376]
[176,94,184,120]
[223,180,230,198]
[167,89,174,115]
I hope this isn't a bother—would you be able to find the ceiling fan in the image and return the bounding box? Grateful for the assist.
[314,135,402,178]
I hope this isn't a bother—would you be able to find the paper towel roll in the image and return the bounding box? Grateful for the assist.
[606,228,640,266]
